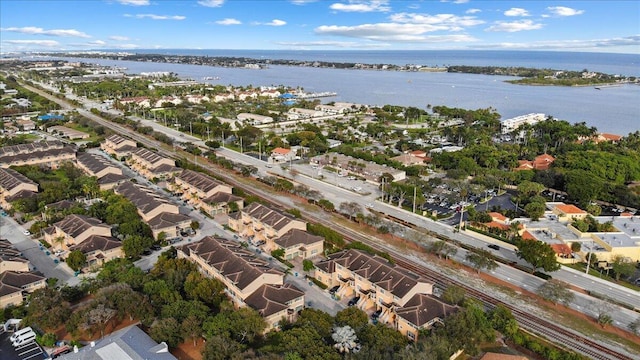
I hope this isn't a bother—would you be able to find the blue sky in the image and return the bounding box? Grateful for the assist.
[1,0,638,53]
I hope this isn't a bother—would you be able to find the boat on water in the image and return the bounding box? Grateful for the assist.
[203,76,220,81]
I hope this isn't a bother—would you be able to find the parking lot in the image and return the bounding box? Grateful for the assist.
[0,332,45,360]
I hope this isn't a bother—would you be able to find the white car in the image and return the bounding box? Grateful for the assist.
[23,230,31,236]
[365,203,374,209]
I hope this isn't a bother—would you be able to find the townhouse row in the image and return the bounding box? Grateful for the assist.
[0,239,46,308]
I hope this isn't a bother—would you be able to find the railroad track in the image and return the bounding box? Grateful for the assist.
[26,85,637,360]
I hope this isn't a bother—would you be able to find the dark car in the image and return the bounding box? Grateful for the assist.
[329,285,340,294]
[151,244,162,251]
[371,309,382,319]
[487,244,500,251]
[142,249,152,256]
[348,297,360,306]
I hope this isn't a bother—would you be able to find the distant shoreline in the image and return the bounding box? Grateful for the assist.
[42,52,637,87]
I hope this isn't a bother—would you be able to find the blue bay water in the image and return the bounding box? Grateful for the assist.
[54,50,640,135]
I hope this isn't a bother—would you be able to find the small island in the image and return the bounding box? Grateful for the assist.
[40,52,638,87]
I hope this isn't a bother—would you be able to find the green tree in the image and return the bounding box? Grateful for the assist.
[536,279,575,306]
[25,287,71,330]
[465,250,498,274]
[335,307,368,331]
[518,181,545,199]
[181,315,203,346]
[610,255,635,281]
[570,242,581,253]
[202,335,243,360]
[123,235,154,259]
[203,306,267,344]
[302,259,314,272]
[516,240,560,273]
[358,323,409,357]
[150,317,183,348]
[442,285,466,306]
[524,201,546,220]
[489,304,519,338]
[443,300,495,356]
[66,250,87,271]
[294,308,335,340]
[183,271,225,307]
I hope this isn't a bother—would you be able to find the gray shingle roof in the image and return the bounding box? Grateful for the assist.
[58,324,177,360]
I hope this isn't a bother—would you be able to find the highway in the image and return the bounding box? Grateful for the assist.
[20,82,640,357]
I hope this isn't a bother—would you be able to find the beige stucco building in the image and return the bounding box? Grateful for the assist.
[0,167,39,210]
[228,202,307,243]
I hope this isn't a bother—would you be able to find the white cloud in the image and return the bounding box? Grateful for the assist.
[1,26,91,38]
[88,40,107,46]
[109,35,130,41]
[3,39,60,47]
[316,23,477,42]
[390,12,485,28]
[198,0,225,7]
[440,0,469,3]
[264,19,287,26]
[215,18,241,25]
[124,13,186,20]
[466,8,481,14]
[504,8,530,17]
[330,1,391,13]
[485,20,543,32]
[546,6,584,17]
[116,0,150,6]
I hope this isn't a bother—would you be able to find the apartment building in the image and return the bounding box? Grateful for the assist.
[76,152,123,179]
[0,144,76,169]
[273,229,324,260]
[44,214,112,249]
[0,271,46,308]
[315,249,434,326]
[0,167,39,210]
[394,294,457,341]
[228,202,307,245]
[114,181,191,239]
[171,169,230,202]
[101,134,138,159]
[202,191,244,216]
[0,240,46,308]
[177,236,304,329]
[128,148,180,180]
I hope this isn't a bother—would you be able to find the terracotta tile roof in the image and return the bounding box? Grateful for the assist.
[600,133,622,141]
[244,283,304,317]
[395,294,457,328]
[489,212,507,221]
[271,147,291,155]
[484,221,510,231]
[521,230,536,240]
[555,204,586,214]
[550,243,572,255]
[178,236,283,292]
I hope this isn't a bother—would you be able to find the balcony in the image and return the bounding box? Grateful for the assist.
[338,274,354,283]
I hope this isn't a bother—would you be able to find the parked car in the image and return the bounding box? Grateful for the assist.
[329,285,340,295]
[487,244,500,251]
[371,309,382,319]
[348,296,360,306]
[151,244,162,251]
[23,230,31,236]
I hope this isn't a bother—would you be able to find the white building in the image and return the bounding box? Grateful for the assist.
[237,113,274,125]
[501,113,546,134]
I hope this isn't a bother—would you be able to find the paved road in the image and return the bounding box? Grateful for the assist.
[0,216,76,285]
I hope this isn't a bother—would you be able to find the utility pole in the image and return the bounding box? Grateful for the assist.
[458,206,465,232]
[585,242,593,274]
[240,137,243,154]
[206,127,210,142]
